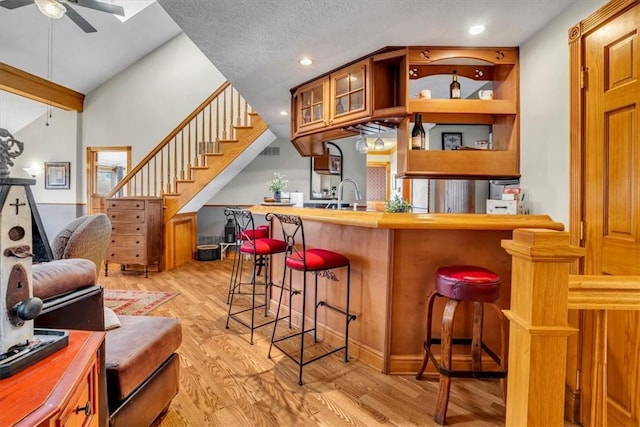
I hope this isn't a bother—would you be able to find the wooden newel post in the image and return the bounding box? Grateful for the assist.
[501,229,585,427]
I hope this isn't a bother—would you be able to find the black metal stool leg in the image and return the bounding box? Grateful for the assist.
[298,271,308,386]
[268,263,289,359]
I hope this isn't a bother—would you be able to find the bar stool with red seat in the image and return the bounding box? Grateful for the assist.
[225,208,286,344]
[266,212,357,385]
[415,265,508,425]
[226,206,270,304]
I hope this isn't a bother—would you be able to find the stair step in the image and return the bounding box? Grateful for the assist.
[220,139,239,144]
[190,166,208,170]
[204,153,224,157]
[176,179,195,184]
[162,192,179,197]
[234,125,252,130]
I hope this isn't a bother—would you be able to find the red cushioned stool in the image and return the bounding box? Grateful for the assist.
[225,208,286,344]
[415,265,508,425]
[266,213,357,385]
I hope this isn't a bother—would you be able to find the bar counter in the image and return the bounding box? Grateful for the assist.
[250,206,564,374]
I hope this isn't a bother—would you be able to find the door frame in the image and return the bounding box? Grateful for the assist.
[86,146,131,214]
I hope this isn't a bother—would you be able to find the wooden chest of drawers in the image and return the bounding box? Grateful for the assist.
[105,197,163,278]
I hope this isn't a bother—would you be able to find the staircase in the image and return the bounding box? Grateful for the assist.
[104,81,276,268]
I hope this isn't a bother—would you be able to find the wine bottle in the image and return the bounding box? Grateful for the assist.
[411,113,426,150]
[450,70,461,99]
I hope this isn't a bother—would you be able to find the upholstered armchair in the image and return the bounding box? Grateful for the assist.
[49,213,111,276]
[32,213,182,427]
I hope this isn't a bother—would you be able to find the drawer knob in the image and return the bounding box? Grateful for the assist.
[75,401,92,415]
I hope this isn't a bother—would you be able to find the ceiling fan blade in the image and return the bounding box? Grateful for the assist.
[62,3,96,33]
[71,0,124,16]
[0,0,35,9]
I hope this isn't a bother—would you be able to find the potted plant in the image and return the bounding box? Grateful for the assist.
[384,194,412,213]
[267,172,288,202]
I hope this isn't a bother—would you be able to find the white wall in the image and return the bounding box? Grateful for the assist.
[14,108,79,204]
[12,32,227,239]
[209,136,367,206]
[519,0,607,225]
[81,32,226,202]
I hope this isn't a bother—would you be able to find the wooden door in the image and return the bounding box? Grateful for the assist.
[582,3,640,425]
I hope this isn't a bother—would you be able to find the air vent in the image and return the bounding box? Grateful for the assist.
[259,147,280,156]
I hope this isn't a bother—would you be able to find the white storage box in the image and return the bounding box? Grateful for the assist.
[486,199,524,215]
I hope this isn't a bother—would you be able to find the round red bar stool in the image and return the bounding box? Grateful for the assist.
[415,265,508,425]
[225,208,286,345]
[266,212,357,385]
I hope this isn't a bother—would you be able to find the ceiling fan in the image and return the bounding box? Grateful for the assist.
[0,0,125,33]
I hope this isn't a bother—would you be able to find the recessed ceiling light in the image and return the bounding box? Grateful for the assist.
[299,57,313,66]
[469,25,486,35]
[279,110,288,116]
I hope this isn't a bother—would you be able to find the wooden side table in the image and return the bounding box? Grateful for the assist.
[0,330,105,426]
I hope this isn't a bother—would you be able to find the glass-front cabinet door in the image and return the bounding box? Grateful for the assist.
[294,77,329,134]
[330,58,371,125]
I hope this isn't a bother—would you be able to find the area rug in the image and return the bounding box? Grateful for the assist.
[104,290,179,316]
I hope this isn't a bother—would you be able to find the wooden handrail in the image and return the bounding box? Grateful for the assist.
[104,80,244,200]
[568,276,640,310]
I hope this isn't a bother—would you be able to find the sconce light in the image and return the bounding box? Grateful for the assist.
[23,165,42,178]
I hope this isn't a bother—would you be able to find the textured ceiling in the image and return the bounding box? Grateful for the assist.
[1,0,580,136]
[158,0,580,138]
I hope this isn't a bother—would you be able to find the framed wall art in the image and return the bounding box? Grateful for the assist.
[44,161,71,189]
[442,132,463,150]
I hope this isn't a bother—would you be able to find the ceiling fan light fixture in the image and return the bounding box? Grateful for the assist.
[34,0,66,19]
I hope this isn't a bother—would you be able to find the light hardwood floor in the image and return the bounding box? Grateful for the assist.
[99,258,510,427]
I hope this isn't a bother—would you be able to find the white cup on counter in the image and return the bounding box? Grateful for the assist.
[418,89,431,99]
[478,90,493,100]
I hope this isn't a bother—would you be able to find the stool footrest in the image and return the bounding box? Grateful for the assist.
[317,301,357,322]
[426,338,507,379]
[271,329,347,369]
[226,313,276,333]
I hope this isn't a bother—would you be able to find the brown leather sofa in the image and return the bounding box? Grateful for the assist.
[32,214,182,427]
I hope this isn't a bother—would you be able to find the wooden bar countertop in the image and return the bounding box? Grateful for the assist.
[250,205,565,231]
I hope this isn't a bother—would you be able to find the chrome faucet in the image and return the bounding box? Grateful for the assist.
[337,178,362,210]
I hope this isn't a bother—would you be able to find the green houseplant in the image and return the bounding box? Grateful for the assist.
[384,194,412,213]
[267,172,288,201]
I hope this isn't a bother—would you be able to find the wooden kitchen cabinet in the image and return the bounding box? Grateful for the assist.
[291,51,406,156]
[293,77,329,134]
[0,331,105,427]
[291,45,520,179]
[398,46,520,179]
[329,58,371,125]
[105,197,163,277]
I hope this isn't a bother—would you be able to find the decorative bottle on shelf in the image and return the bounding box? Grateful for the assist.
[450,70,461,99]
[411,113,426,150]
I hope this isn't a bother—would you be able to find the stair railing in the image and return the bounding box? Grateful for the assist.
[104,81,253,200]
[501,229,640,426]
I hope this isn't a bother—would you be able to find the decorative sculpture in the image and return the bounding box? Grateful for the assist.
[0,128,25,177]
